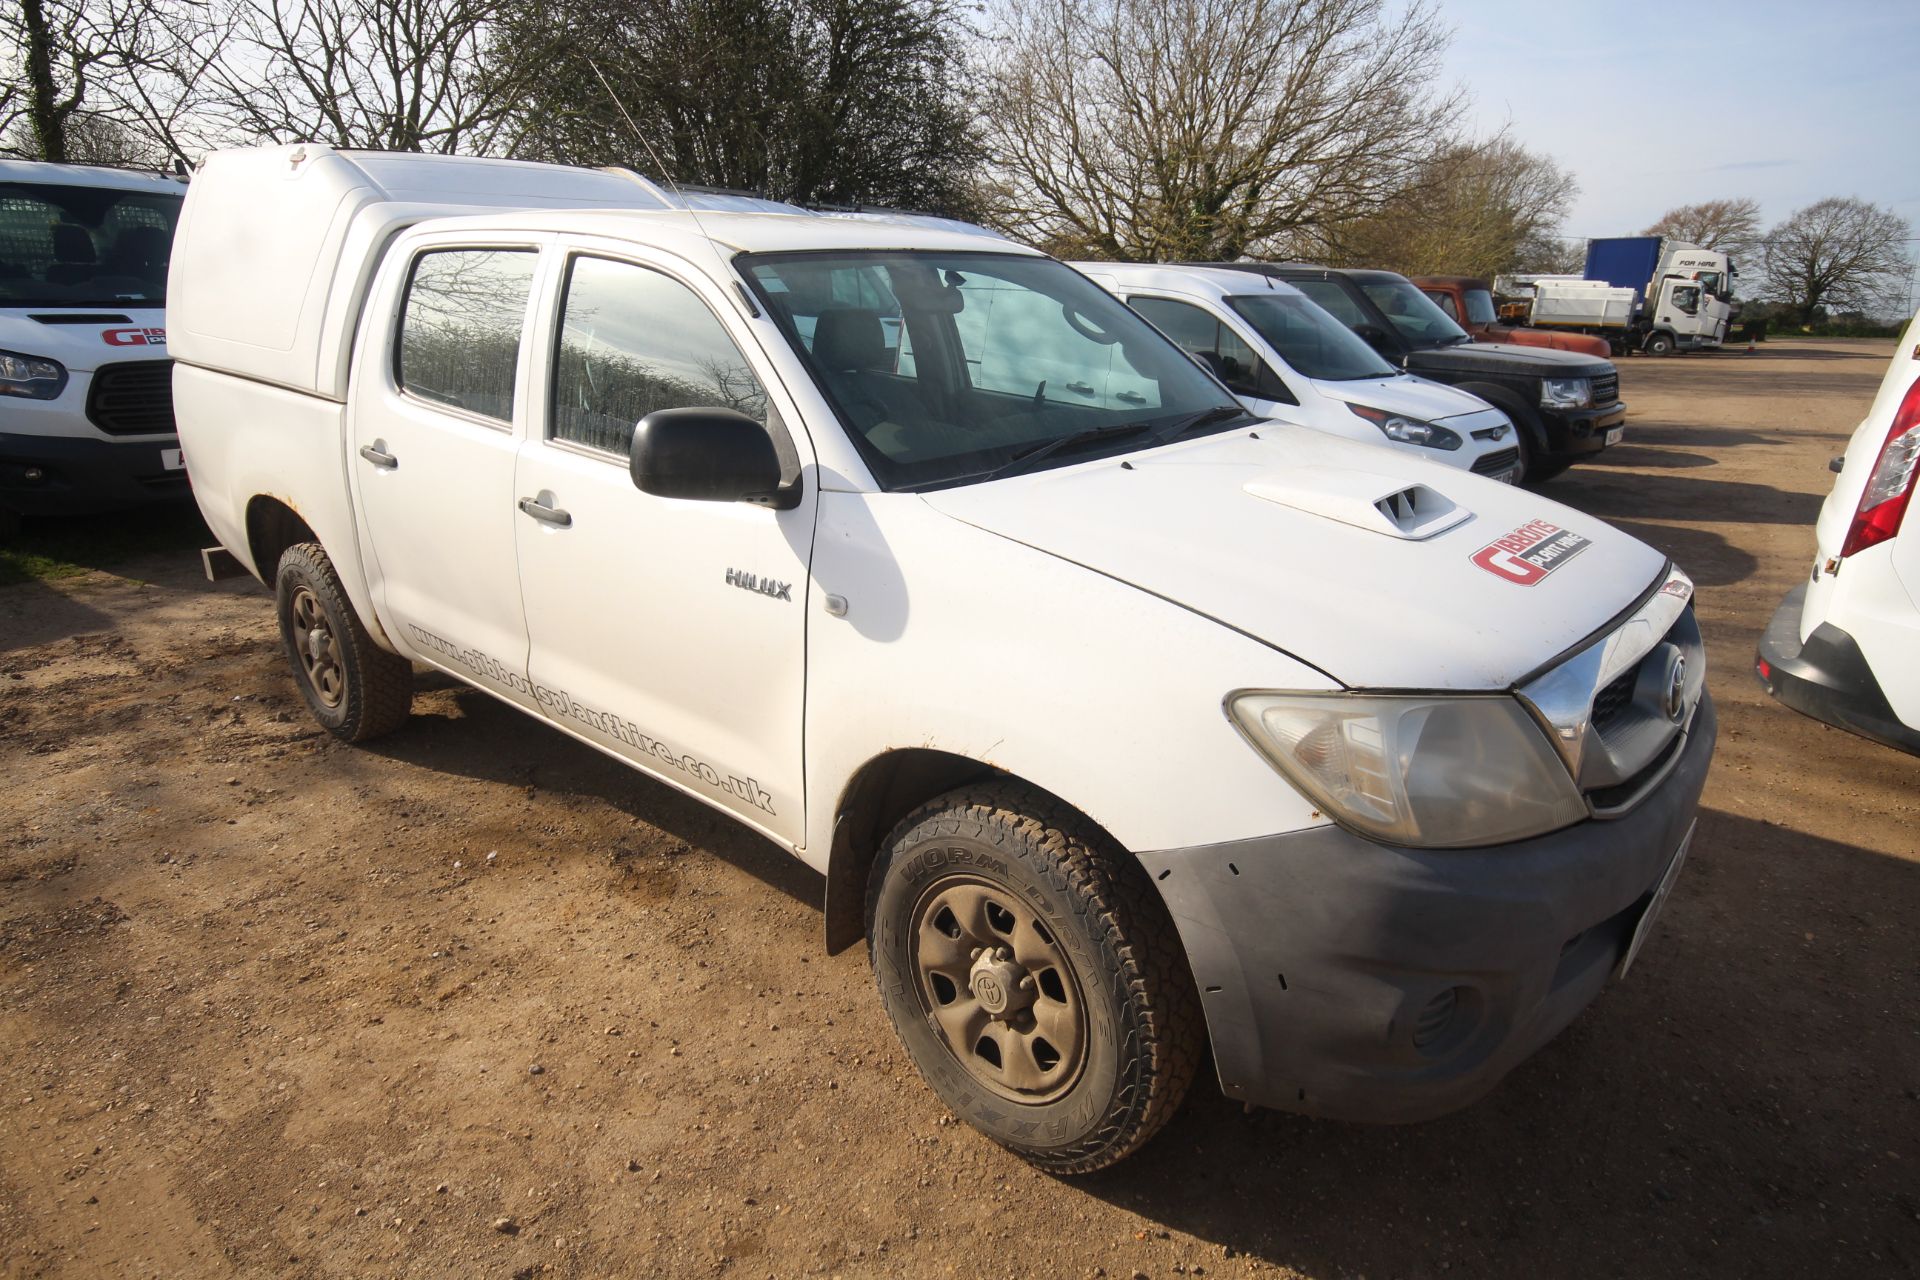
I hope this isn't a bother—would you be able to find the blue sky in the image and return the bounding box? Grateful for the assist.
[1441,1,1920,242]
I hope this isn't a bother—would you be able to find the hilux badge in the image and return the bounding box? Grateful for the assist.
[726,567,792,601]
[1469,519,1590,586]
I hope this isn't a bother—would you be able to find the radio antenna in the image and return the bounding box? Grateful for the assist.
[583,58,761,315]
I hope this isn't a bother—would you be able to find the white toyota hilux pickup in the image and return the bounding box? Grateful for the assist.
[170,146,1716,1172]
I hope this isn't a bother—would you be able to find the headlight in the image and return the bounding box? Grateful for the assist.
[0,350,68,400]
[1539,377,1592,409]
[1227,691,1587,848]
[1345,403,1462,450]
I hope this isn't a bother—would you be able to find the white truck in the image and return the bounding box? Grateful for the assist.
[1,159,187,534]
[171,145,1717,1172]
[1495,236,1737,357]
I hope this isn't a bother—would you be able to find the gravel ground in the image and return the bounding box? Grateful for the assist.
[1,338,1915,1279]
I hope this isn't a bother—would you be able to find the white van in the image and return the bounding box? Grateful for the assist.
[1076,262,1522,483]
[0,160,186,533]
[171,146,1714,1172]
[1757,309,1920,754]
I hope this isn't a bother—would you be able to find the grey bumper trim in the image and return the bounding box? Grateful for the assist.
[1138,694,1716,1124]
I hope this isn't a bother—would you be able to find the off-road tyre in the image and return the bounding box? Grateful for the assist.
[867,781,1204,1174]
[274,542,412,742]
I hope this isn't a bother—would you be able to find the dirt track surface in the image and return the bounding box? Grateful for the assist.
[3,339,1917,1278]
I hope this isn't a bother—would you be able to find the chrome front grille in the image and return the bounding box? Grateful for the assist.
[1517,567,1704,816]
[1591,372,1620,406]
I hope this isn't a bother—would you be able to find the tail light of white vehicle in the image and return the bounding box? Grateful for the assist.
[1839,376,1920,559]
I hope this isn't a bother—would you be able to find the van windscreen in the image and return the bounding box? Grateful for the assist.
[1225,293,1397,382]
[0,182,183,308]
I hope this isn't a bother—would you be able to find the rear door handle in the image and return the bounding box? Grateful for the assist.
[359,443,398,470]
[517,496,572,528]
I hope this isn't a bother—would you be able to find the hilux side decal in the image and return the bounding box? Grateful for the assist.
[726,567,792,601]
[405,623,775,814]
[1469,519,1591,586]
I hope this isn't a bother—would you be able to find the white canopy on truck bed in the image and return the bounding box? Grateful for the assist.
[167,144,998,400]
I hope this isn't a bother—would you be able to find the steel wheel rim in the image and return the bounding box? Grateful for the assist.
[289,585,345,708]
[908,875,1088,1104]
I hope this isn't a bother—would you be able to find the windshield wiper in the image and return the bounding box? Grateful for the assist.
[980,421,1154,482]
[1145,403,1251,448]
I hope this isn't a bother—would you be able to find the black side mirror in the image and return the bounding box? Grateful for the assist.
[630,407,792,507]
[1356,324,1392,351]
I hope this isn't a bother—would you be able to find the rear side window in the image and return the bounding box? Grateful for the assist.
[550,255,769,458]
[1426,290,1459,320]
[396,248,538,424]
[1126,296,1263,397]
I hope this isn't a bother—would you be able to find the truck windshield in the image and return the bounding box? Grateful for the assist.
[0,182,182,308]
[1462,288,1498,325]
[1359,278,1471,348]
[1225,292,1397,381]
[741,251,1247,491]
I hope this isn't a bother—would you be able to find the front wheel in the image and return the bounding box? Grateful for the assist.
[274,542,413,741]
[1644,331,1677,356]
[867,782,1204,1174]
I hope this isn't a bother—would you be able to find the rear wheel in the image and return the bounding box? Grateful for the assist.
[867,782,1204,1174]
[274,542,413,741]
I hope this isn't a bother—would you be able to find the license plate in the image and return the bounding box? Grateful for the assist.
[1615,820,1695,980]
[1604,426,1624,447]
[160,448,186,471]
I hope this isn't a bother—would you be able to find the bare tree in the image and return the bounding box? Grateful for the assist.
[978,0,1463,261]
[174,0,543,155]
[1642,196,1762,262]
[1311,136,1577,278]
[0,0,167,163]
[1761,197,1912,326]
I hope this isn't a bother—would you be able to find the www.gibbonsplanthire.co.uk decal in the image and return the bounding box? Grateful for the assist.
[1470,519,1591,586]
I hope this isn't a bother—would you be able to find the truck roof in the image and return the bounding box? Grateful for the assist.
[414,207,1030,259]
[1412,275,1492,291]
[0,158,185,194]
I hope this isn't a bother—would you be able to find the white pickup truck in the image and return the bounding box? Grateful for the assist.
[171,146,1716,1172]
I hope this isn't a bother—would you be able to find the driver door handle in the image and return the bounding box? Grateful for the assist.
[518,496,573,528]
[358,443,398,470]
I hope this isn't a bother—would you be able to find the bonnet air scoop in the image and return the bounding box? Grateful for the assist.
[1243,468,1472,541]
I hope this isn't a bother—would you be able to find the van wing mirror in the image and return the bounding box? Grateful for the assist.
[629,408,794,508]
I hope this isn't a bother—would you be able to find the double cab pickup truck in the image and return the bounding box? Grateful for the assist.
[169,146,1715,1172]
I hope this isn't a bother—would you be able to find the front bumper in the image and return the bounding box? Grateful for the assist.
[0,429,189,517]
[1138,693,1716,1124]
[1755,582,1920,756]
[1538,401,1627,459]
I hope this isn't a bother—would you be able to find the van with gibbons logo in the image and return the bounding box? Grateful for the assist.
[0,159,187,534]
[170,146,1716,1172]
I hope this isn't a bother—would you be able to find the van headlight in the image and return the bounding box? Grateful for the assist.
[1345,403,1461,449]
[0,350,68,400]
[1539,377,1592,409]
[1227,692,1587,848]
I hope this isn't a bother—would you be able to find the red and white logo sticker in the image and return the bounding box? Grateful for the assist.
[102,326,166,347]
[1470,518,1590,586]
